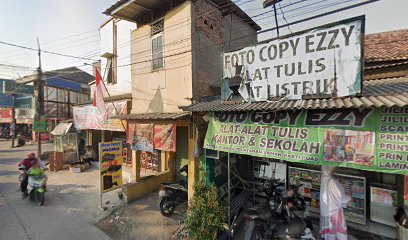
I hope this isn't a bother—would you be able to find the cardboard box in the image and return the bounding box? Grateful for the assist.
[70,163,89,173]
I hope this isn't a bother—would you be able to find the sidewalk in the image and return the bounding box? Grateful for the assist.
[0,139,122,240]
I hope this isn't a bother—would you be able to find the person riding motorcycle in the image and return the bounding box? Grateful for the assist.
[18,152,39,198]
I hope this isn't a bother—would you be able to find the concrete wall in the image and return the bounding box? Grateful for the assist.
[191,0,258,100]
[96,18,136,97]
[130,1,193,114]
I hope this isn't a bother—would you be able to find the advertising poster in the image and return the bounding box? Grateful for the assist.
[154,124,176,152]
[204,107,408,174]
[222,16,364,101]
[99,141,123,193]
[323,129,375,166]
[73,101,127,132]
[130,123,154,152]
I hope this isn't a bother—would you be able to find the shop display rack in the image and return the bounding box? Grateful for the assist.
[288,167,366,225]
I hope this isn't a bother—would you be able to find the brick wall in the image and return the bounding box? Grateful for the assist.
[194,0,224,45]
[191,0,258,100]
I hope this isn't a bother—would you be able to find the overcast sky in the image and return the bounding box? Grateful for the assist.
[0,0,406,79]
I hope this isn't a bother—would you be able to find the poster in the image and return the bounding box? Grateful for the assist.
[73,101,127,132]
[323,129,375,166]
[222,16,364,101]
[204,107,408,174]
[129,123,154,152]
[99,141,123,193]
[154,124,176,152]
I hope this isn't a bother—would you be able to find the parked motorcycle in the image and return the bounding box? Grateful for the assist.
[243,180,314,240]
[18,165,47,206]
[159,165,188,216]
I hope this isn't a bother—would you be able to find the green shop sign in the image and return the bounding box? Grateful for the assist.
[204,107,408,174]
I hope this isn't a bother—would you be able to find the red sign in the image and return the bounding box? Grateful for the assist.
[0,108,12,119]
[154,124,176,152]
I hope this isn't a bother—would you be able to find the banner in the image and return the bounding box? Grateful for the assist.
[204,107,408,174]
[99,141,123,193]
[129,123,154,152]
[222,16,364,101]
[154,124,176,152]
[73,101,127,132]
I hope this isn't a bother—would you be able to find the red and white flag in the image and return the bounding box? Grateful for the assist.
[93,68,106,115]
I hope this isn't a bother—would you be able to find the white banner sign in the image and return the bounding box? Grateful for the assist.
[73,101,127,132]
[223,17,364,101]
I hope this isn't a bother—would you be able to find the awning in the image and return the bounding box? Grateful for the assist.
[50,123,73,136]
[113,112,190,120]
[181,77,408,112]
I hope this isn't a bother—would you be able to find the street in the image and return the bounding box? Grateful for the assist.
[0,139,112,240]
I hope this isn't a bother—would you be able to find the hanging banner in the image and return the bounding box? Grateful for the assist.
[73,101,127,132]
[222,16,364,101]
[154,124,176,152]
[129,123,154,152]
[99,141,123,193]
[204,107,408,174]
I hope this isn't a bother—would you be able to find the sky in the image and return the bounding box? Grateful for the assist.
[0,0,406,79]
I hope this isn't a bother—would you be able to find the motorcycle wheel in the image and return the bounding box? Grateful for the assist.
[36,191,45,206]
[18,173,26,182]
[159,197,176,217]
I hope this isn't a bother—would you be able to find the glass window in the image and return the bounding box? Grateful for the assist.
[152,35,164,70]
[69,91,78,104]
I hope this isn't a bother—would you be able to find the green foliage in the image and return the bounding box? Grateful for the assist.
[185,179,227,240]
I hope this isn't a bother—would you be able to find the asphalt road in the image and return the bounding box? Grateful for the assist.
[0,139,111,240]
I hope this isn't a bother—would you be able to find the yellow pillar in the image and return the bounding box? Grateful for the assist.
[131,150,141,182]
[187,125,198,202]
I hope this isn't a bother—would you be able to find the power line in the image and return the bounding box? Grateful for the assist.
[0,40,98,61]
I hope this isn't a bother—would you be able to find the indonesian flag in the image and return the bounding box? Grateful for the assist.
[93,69,106,115]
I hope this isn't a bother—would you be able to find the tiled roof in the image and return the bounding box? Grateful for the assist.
[365,29,408,62]
[181,77,408,112]
[113,112,190,120]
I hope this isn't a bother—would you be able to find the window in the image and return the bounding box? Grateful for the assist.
[151,20,164,71]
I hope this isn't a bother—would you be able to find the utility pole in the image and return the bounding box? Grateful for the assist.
[35,38,44,157]
[11,94,16,148]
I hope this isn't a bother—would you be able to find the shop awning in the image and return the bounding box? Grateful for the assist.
[112,112,190,120]
[50,122,73,136]
[181,77,408,112]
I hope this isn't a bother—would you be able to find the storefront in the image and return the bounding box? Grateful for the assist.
[113,112,194,202]
[72,98,130,157]
[180,17,408,237]
[194,106,407,238]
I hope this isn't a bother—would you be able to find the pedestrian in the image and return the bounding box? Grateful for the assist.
[17,152,38,198]
[320,165,351,240]
[81,145,96,165]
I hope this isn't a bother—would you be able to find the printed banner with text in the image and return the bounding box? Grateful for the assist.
[222,16,364,101]
[204,107,408,174]
[99,141,123,193]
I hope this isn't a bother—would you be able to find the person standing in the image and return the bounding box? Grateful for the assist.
[320,166,351,240]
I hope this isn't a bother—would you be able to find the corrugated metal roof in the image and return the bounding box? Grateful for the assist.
[74,93,132,106]
[103,0,261,30]
[50,123,73,136]
[182,77,408,112]
[113,112,190,120]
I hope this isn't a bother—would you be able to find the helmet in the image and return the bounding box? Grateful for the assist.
[27,152,36,158]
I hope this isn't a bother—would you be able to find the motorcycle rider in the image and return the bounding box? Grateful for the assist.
[18,152,38,198]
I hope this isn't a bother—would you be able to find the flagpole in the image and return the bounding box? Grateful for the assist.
[99,77,127,132]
